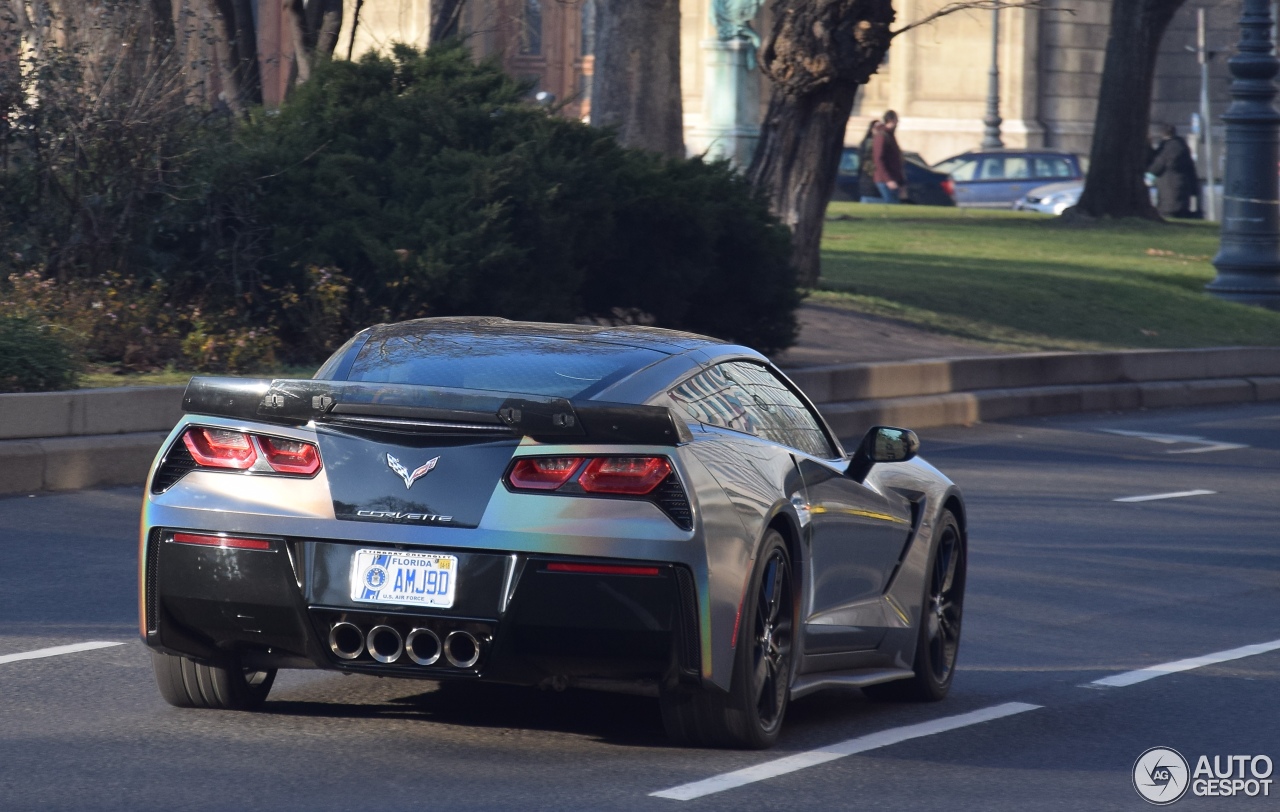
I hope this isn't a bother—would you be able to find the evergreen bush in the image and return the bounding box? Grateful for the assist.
[227,43,799,353]
[0,317,80,392]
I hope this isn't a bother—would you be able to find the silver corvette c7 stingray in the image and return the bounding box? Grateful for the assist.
[140,318,967,749]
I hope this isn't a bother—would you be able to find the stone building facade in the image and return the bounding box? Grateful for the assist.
[270,0,1240,166]
[847,0,1239,164]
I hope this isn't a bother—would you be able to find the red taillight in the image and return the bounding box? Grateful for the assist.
[508,456,584,490]
[179,427,322,476]
[182,427,257,470]
[170,532,273,551]
[546,562,661,576]
[259,436,322,475]
[942,178,955,197]
[578,456,671,495]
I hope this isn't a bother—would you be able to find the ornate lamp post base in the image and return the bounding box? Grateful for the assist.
[689,38,761,168]
[1207,0,1280,309]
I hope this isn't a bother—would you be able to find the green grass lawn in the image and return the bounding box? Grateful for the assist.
[818,203,1280,351]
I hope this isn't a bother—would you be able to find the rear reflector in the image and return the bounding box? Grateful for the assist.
[182,427,257,470]
[545,562,661,576]
[258,436,322,475]
[508,456,584,490]
[578,456,671,495]
[170,532,273,551]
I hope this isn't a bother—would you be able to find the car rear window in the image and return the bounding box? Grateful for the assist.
[343,332,665,398]
[942,159,977,181]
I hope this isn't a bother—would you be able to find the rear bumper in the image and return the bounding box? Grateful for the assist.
[141,528,702,688]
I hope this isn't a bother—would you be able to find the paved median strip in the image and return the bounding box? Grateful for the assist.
[0,641,125,665]
[1085,638,1280,688]
[649,702,1041,801]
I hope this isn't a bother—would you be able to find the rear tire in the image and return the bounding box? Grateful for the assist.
[151,651,276,710]
[660,530,793,749]
[865,510,965,702]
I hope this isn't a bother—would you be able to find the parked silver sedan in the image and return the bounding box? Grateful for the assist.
[140,318,967,749]
[1013,180,1083,215]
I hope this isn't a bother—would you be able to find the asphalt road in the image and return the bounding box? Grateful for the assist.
[2,403,1279,811]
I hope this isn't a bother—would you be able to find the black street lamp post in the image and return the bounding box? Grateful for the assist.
[981,8,1003,150]
[1207,0,1280,308]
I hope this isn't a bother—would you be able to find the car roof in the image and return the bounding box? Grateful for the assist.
[364,317,726,355]
[937,148,1079,162]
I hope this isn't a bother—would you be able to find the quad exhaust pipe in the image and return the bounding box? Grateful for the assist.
[327,622,482,669]
[329,621,364,660]
[366,625,404,663]
[444,630,481,669]
[405,628,441,666]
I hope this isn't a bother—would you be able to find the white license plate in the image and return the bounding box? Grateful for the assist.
[350,549,458,608]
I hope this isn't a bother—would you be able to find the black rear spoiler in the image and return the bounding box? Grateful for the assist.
[181,377,691,446]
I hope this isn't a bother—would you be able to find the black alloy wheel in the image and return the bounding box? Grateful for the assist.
[659,530,794,749]
[925,516,964,687]
[865,510,965,702]
[750,544,793,734]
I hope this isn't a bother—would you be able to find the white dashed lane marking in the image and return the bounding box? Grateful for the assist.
[1113,489,1217,503]
[1100,428,1248,454]
[0,641,125,665]
[1086,639,1280,688]
[649,702,1041,801]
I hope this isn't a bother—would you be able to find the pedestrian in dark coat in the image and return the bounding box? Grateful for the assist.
[858,120,882,201]
[872,111,907,204]
[1147,124,1201,219]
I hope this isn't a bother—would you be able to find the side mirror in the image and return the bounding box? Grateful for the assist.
[846,426,920,482]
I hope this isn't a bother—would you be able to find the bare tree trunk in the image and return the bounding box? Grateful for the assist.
[429,0,466,44]
[1072,0,1186,218]
[747,0,894,287]
[285,0,341,85]
[201,0,260,110]
[149,0,175,45]
[313,0,342,57]
[283,0,311,83]
[592,0,683,157]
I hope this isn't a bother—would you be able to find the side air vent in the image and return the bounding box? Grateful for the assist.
[674,566,700,674]
[145,529,162,634]
[652,474,693,530]
[151,439,198,494]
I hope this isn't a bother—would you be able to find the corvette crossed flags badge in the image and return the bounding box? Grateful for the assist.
[386,454,440,489]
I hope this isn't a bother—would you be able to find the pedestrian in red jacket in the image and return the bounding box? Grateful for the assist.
[872,110,906,204]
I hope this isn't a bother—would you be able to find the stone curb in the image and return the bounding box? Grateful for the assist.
[0,432,168,495]
[0,386,184,441]
[818,376,1280,438]
[1,346,1277,496]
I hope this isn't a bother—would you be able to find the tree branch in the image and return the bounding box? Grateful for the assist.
[891,0,1064,39]
[346,0,364,60]
[429,0,467,44]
